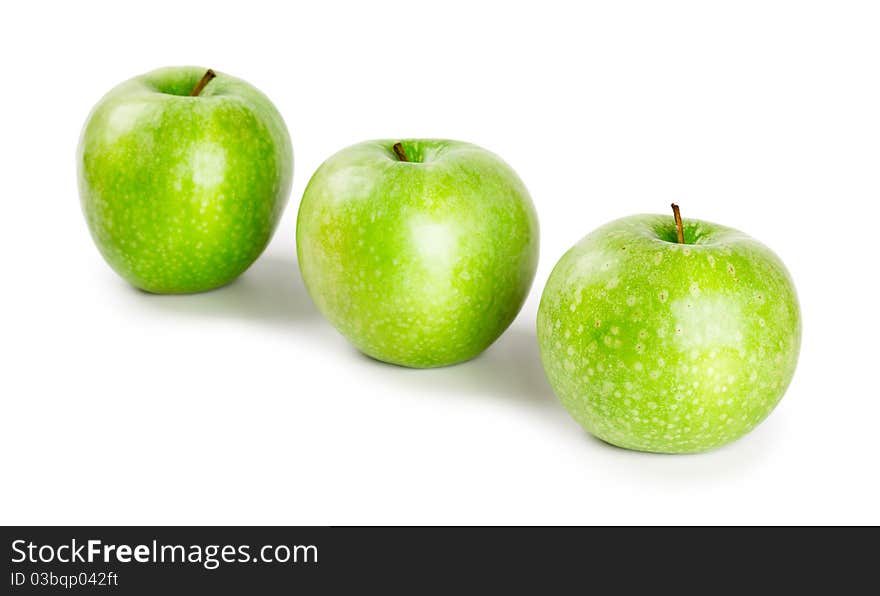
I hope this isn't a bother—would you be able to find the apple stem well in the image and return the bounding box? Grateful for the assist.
[190,69,216,97]
[392,142,409,162]
[671,203,685,244]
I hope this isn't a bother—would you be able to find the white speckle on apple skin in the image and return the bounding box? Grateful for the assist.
[537,214,801,454]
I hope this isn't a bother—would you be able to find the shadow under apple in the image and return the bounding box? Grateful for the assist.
[355,321,561,411]
[577,413,782,481]
[131,254,321,330]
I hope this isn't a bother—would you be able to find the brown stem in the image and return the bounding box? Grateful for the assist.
[190,69,216,96]
[671,203,684,244]
[392,142,408,162]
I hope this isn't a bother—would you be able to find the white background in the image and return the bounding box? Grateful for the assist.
[1,1,878,525]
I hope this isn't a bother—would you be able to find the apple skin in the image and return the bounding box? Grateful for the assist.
[77,67,293,293]
[537,214,801,453]
[296,139,539,368]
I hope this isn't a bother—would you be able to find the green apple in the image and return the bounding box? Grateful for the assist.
[297,139,539,368]
[537,207,801,453]
[77,67,293,293]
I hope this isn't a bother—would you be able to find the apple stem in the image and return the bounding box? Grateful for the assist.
[392,142,409,162]
[671,203,684,244]
[190,69,216,97]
